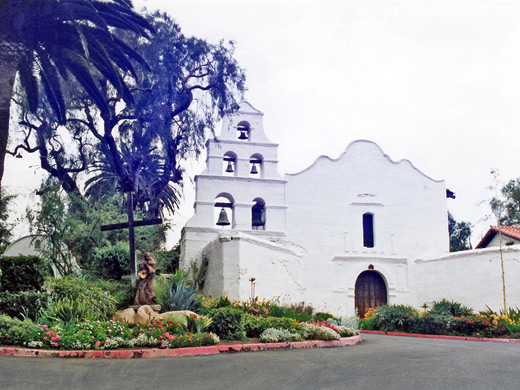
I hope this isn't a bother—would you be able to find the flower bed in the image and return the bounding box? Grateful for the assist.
[359,300,520,339]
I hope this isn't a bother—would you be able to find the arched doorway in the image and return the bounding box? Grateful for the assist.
[355,271,387,318]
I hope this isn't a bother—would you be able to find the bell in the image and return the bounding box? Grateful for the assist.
[226,161,234,173]
[251,210,264,227]
[15,152,22,159]
[216,208,231,226]
[238,130,248,140]
[250,164,258,174]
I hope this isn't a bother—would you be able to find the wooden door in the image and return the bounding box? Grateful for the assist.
[355,271,387,318]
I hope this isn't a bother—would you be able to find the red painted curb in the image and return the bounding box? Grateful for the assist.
[0,335,362,359]
[360,330,520,343]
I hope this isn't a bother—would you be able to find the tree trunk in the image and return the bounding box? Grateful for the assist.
[0,57,19,193]
[0,40,26,193]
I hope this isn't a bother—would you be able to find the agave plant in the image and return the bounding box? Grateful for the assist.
[162,280,200,312]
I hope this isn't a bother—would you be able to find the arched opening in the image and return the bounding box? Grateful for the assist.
[34,239,41,250]
[363,213,374,248]
[251,198,266,230]
[249,153,263,177]
[355,270,387,318]
[223,152,237,176]
[214,194,234,229]
[237,121,250,141]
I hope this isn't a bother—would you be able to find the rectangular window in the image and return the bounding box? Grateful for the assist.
[363,213,374,248]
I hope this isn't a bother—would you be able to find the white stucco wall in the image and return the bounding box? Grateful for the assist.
[485,234,520,248]
[200,231,305,301]
[3,235,44,256]
[283,140,449,314]
[416,246,520,312]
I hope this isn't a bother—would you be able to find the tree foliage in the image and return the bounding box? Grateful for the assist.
[0,0,153,188]
[492,178,520,226]
[11,10,245,218]
[26,184,167,276]
[0,189,16,253]
[448,211,472,252]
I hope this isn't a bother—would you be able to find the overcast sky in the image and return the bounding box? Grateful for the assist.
[4,0,520,247]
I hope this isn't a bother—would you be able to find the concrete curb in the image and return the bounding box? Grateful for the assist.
[360,330,520,343]
[0,335,363,359]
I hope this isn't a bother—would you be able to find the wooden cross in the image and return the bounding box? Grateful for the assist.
[100,191,162,288]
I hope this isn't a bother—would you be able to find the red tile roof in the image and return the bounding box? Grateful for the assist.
[476,226,520,248]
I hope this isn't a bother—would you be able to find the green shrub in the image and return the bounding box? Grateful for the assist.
[313,312,335,322]
[337,326,358,337]
[215,296,233,308]
[41,298,98,323]
[91,242,130,281]
[44,277,117,321]
[266,306,312,322]
[301,323,340,340]
[449,315,506,337]
[203,307,246,341]
[373,305,418,332]
[259,328,304,343]
[0,290,49,320]
[152,248,179,275]
[243,314,302,338]
[83,278,133,309]
[409,313,450,335]
[429,299,473,316]
[0,314,40,346]
[0,255,49,292]
[358,316,376,330]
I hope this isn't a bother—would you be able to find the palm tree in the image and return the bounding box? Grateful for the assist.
[0,0,152,190]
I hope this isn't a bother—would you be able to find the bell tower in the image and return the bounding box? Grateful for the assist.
[184,100,287,232]
[181,100,288,272]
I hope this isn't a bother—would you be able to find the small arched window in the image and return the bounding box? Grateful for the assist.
[34,239,41,250]
[223,152,237,176]
[215,194,234,229]
[363,213,374,248]
[237,121,250,140]
[251,198,266,230]
[249,153,263,177]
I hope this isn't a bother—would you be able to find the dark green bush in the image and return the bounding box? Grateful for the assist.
[91,242,130,280]
[449,315,506,337]
[44,277,117,321]
[313,312,335,322]
[0,290,49,320]
[267,306,313,322]
[373,305,418,332]
[409,313,451,335]
[203,307,246,341]
[0,255,49,292]
[429,299,473,316]
[82,278,133,309]
[244,314,302,338]
[0,314,40,346]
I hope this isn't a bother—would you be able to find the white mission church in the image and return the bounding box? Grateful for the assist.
[180,101,520,317]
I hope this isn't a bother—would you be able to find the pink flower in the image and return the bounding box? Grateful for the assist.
[43,337,47,340]
[95,341,101,346]
[53,342,58,347]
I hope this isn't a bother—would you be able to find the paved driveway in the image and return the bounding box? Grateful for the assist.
[1,334,519,390]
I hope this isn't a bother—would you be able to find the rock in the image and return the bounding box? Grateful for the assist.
[115,307,198,325]
[135,305,160,324]
[116,308,136,323]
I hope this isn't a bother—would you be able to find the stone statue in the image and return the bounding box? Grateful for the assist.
[134,252,157,306]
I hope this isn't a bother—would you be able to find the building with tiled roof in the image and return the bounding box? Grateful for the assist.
[476,226,520,248]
